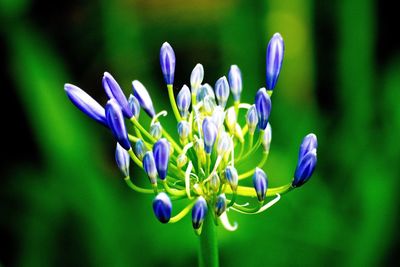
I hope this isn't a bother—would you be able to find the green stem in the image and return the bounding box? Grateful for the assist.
[198,211,219,267]
[167,84,182,122]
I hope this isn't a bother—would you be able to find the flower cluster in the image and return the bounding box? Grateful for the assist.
[65,33,317,235]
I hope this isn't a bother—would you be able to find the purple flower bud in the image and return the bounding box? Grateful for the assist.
[228,65,242,102]
[143,151,157,184]
[64,84,107,126]
[105,99,131,150]
[190,64,204,89]
[215,194,226,217]
[128,94,140,119]
[202,117,218,154]
[255,88,272,130]
[115,143,130,177]
[298,133,318,160]
[153,138,170,180]
[152,192,172,223]
[266,33,284,91]
[134,139,146,160]
[132,80,156,118]
[160,42,176,85]
[177,85,191,118]
[253,167,268,202]
[292,149,317,188]
[215,76,230,108]
[102,72,133,118]
[192,196,208,229]
[246,105,258,134]
[225,166,238,191]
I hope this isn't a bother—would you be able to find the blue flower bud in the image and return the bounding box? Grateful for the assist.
[177,85,191,118]
[262,123,272,152]
[64,84,107,126]
[298,133,318,160]
[215,194,227,217]
[202,117,218,154]
[255,87,272,130]
[215,76,230,108]
[143,151,157,184]
[128,94,140,119]
[102,72,133,118]
[134,139,146,160]
[160,42,176,85]
[132,80,156,118]
[177,121,190,142]
[225,166,238,191]
[115,143,130,177]
[292,149,317,188]
[266,33,284,91]
[152,192,172,223]
[190,64,204,89]
[105,99,131,150]
[228,65,242,102]
[153,138,170,180]
[192,196,208,229]
[150,122,162,140]
[253,167,268,202]
[246,105,258,135]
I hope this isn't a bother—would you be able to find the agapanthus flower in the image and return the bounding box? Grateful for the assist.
[65,33,318,235]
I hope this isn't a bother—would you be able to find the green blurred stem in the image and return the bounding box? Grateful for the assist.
[198,211,219,267]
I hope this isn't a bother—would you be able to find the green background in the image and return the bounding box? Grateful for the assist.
[0,0,399,266]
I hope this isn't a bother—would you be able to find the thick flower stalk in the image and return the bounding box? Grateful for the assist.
[64,33,317,238]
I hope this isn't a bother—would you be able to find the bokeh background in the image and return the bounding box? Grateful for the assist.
[1,0,399,266]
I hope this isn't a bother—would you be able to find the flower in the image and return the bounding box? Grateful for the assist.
[103,72,133,118]
[64,84,107,126]
[255,88,272,130]
[153,138,170,180]
[192,197,208,230]
[228,65,242,102]
[65,36,317,235]
[253,168,268,202]
[153,192,172,223]
[105,99,131,150]
[115,143,130,177]
[292,134,318,187]
[132,80,156,117]
[266,33,284,91]
[160,42,176,85]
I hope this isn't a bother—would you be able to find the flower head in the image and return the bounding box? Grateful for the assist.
[65,36,317,235]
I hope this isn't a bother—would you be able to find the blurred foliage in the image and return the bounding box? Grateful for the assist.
[0,0,399,266]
